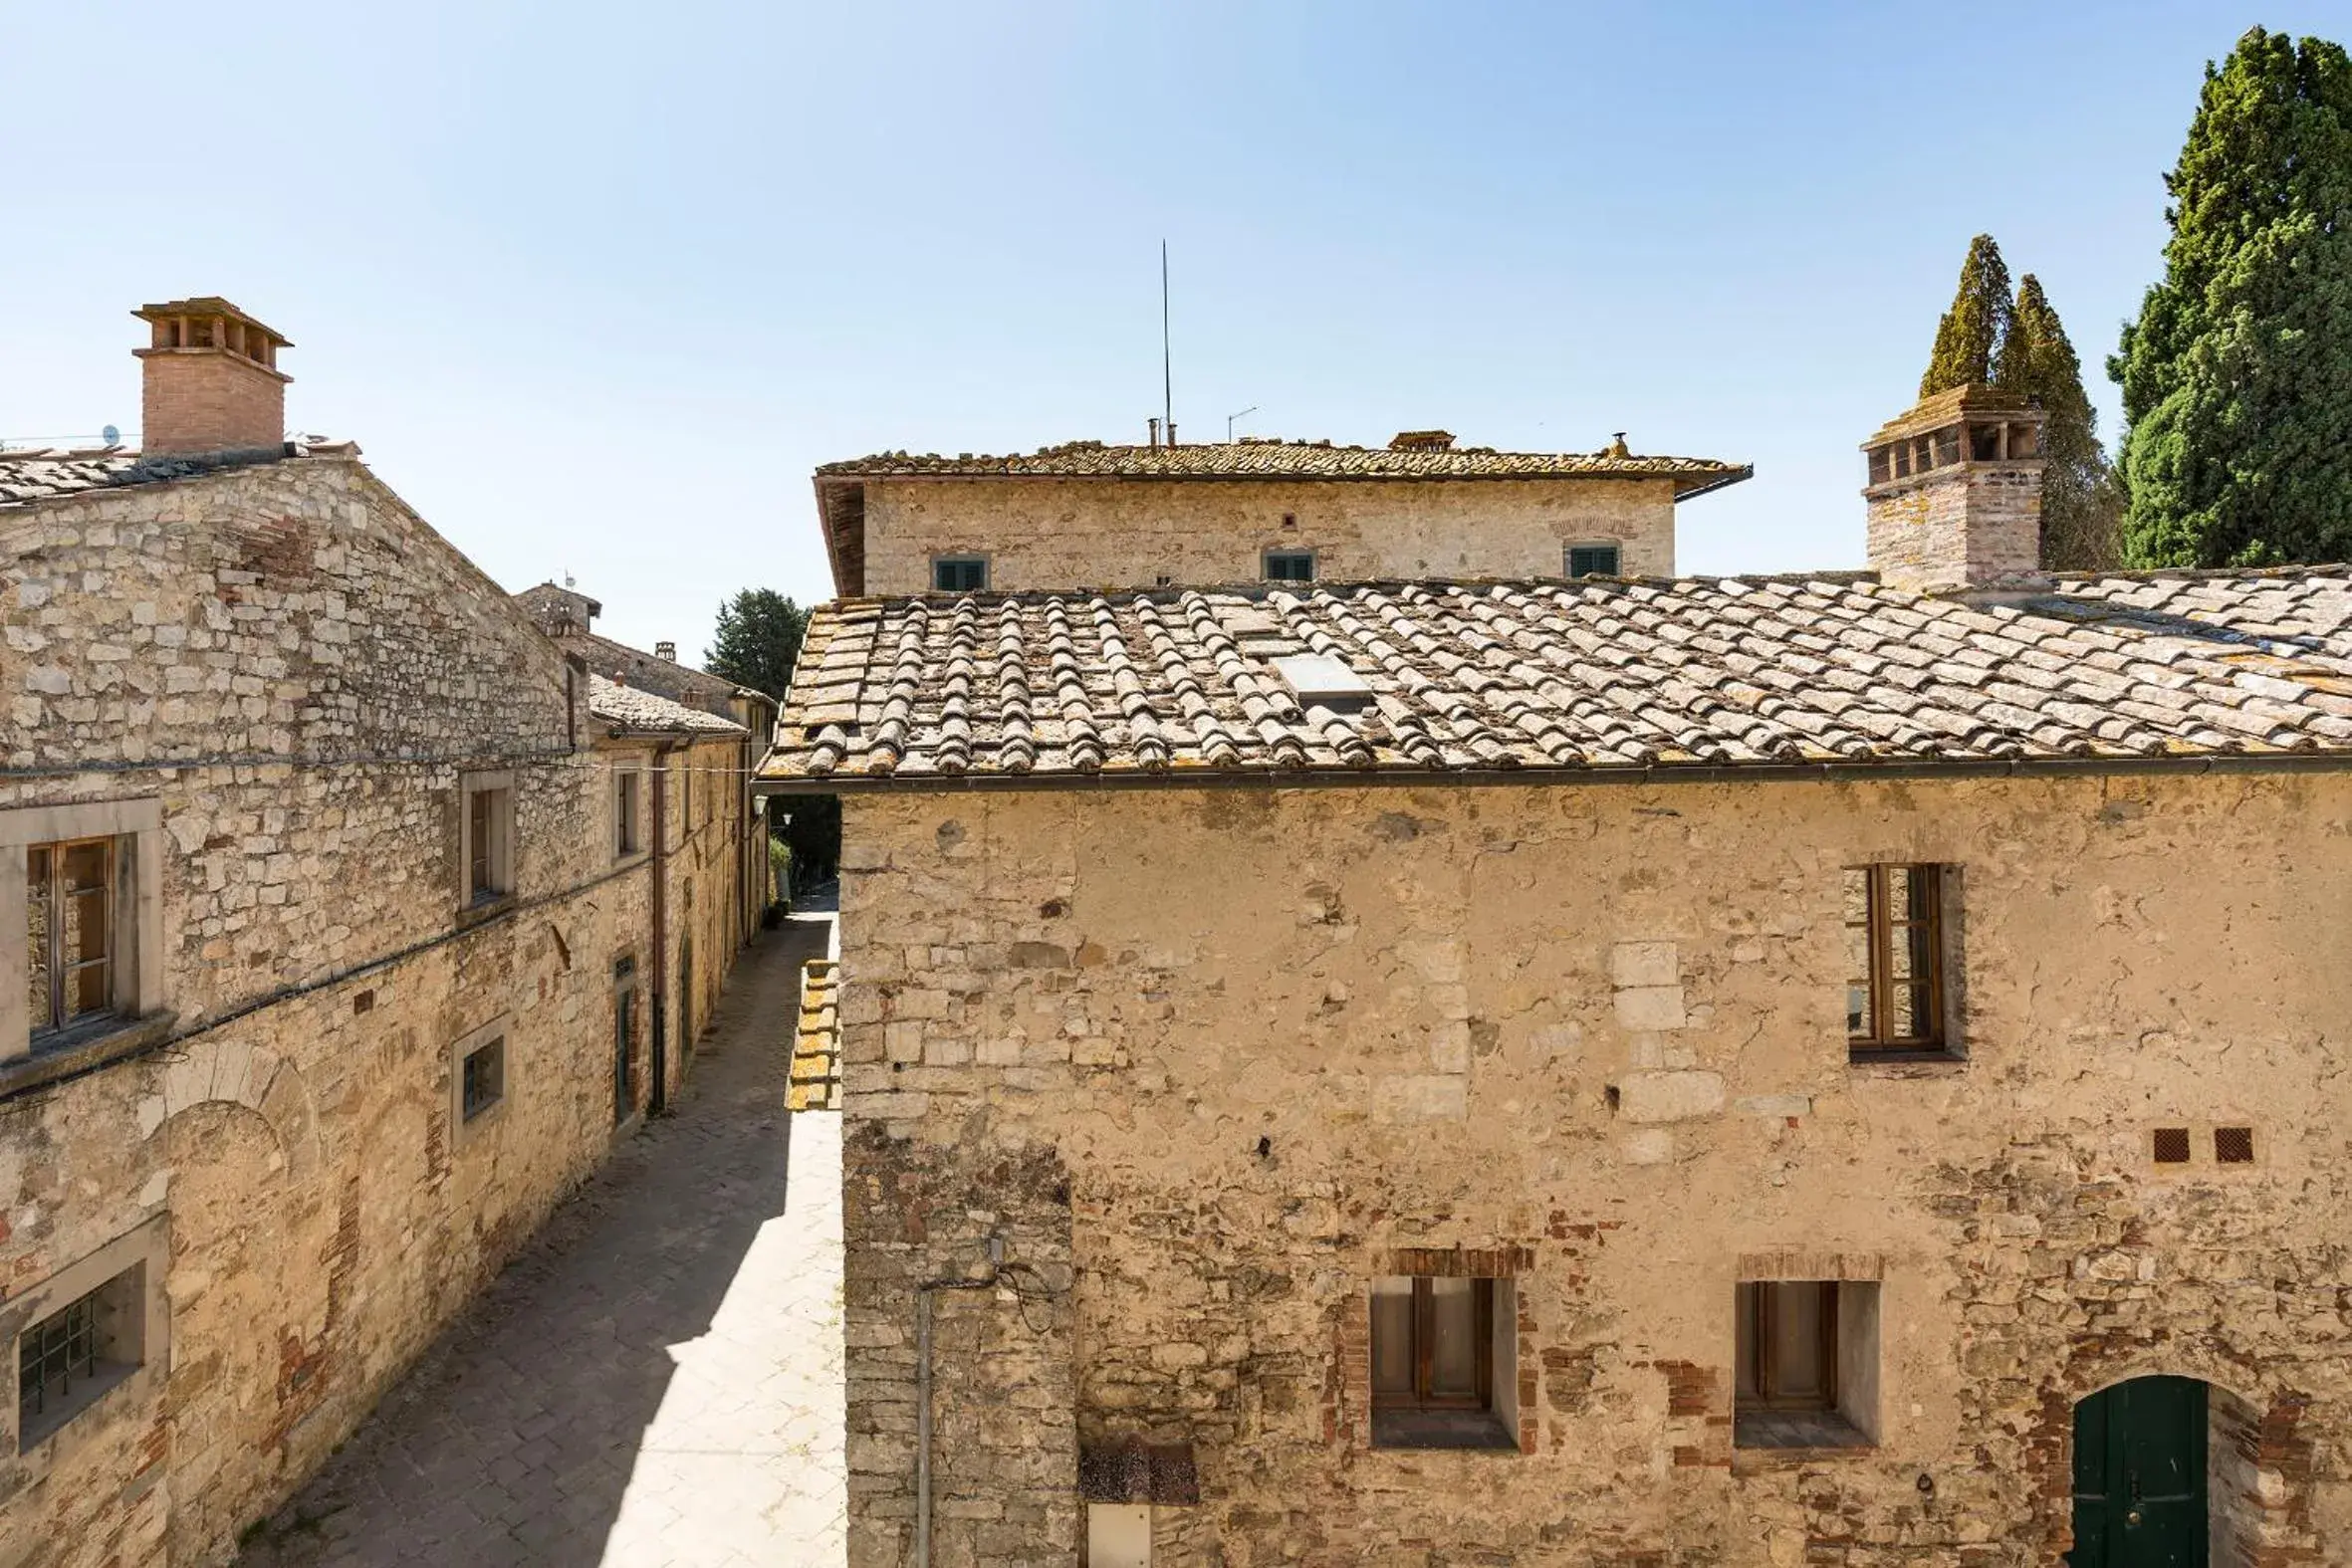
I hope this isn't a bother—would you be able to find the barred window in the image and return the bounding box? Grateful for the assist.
[1263,550,1314,583]
[461,1036,505,1122]
[16,1263,144,1452]
[1566,544,1621,578]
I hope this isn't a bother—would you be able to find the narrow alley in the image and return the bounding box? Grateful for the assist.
[238,902,847,1568]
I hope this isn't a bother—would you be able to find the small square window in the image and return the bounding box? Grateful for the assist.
[1264,550,1314,583]
[2153,1127,2192,1164]
[17,1263,145,1452]
[1735,1280,1877,1450]
[1368,1274,1517,1450]
[2215,1126,2255,1165]
[461,1036,505,1122]
[1566,544,1621,578]
[1844,864,1951,1055]
[934,556,989,592]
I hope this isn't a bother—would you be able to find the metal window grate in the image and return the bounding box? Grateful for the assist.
[933,557,988,592]
[1264,551,1314,583]
[2215,1126,2255,1165]
[461,1038,504,1121]
[1567,545,1621,578]
[2152,1127,2192,1164]
[18,1287,100,1432]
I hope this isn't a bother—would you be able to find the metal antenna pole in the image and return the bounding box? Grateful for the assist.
[1161,240,1173,444]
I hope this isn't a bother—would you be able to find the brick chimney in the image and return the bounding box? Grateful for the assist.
[1861,385,2046,596]
[654,640,677,663]
[133,298,292,458]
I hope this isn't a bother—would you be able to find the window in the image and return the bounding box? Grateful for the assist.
[2153,1127,2192,1164]
[25,838,117,1043]
[461,1036,504,1121]
[933,556,989,592]
[1263,550,1314,583]
[448,1016,512,1140]
[1734,1280,1878,1450]
[1565,544,1621,578]
[1843,864,1948,1054]
[1368,1275,1516,1450]
[2215,1126,2255,1165]
[6,798,163,1067]
[615,770,641,857]
[681,761,693,834]
[17,1264,145,1452]
[458,772,515,908]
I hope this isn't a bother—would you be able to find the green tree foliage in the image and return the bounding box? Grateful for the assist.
[1999,275,2122,570]
[705,587,837,895]
[2110,28,2352,566]
[705,587,810,701]
[1919,234,2014,397]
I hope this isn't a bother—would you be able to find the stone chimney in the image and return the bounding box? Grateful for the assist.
[133,297,292,458]
[1862,385,2046,596]
[654,640,677,663]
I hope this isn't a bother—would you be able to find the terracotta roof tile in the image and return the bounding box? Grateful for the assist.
[817,439,1749,492]
[759,570,2352,786]
[588,674,746,736]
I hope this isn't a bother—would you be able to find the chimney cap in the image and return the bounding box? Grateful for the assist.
[133,297,294,349]
[1861,383,2042,451]
[1389,429,1456,452]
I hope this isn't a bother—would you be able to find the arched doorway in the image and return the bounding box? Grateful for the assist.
[2068,1375,2206,1566]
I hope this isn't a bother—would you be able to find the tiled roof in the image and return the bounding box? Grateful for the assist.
[758,570,2352,786]
[588,674,746,736]
[0,440,357,509]
[817,439,1751,491]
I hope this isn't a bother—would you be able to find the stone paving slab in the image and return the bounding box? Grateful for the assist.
[238,907,845,1568]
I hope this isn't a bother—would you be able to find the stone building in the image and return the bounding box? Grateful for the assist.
[1,298,758,1567]
[584,674,753,1121]
[764,388,2352,1566]
[516,582,780,985]
[812,432,1751,596]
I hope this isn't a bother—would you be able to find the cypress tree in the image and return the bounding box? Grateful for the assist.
[2000,275,2122,570]
[1918,234,2014,397]
[2110,28,2352,566]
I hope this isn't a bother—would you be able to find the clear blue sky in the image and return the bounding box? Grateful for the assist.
[3,3,2338,658]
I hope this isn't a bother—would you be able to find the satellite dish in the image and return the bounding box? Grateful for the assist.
[102,424,120,446]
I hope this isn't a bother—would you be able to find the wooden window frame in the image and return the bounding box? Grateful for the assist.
[1371,1277,1496,1413]
[1741,1280,1838,1412]
[25,836,118,1044]
[457,771,515,911]
[1844,863,1947,1054]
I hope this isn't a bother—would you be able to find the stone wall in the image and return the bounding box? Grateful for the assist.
[0,458,748,1567]
[835,775,2352,1565]
[858,476,1680,593]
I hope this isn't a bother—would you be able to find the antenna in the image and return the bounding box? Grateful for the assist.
[1226,406,1258,442]
[1160,240,1174,446]
[102,424,120,447]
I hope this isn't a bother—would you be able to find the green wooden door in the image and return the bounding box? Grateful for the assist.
[2068,1376,2208,1567]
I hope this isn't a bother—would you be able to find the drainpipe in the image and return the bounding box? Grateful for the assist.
[648,740,676,1114]
[916,1235,1005,1568]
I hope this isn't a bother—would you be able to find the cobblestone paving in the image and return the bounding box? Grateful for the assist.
[240,904,846,1568]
